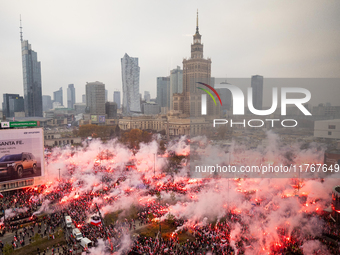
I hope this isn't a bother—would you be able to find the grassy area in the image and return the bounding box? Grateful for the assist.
[104,210,123,225]
[104,210,196,245]
[135,221,195,243]
[103,205,139,225]
[36,213,48,221]
[135,221,176,238]
[3,228,67,255]
[177,231,195,244]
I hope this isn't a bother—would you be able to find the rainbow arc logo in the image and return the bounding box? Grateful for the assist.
[196,82,222,115]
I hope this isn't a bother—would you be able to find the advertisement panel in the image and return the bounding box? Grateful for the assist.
[1,121,38,128]
[98,115,106,123]
[91,115,98,122]
[0,128,44,182]
[1,122,10,128]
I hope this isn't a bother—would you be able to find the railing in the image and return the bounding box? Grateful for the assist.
[0,179,34,191]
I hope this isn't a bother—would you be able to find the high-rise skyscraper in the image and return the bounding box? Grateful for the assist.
[183,12,211,94]
[67,84,76,109]
[144,91,151,102]
[156,77,170,108]
[105,102,117,118]
[113,91,121,109]
[251,75,263,110]
[86,81,105,115]
[169,66,183,110]
[105,89,108,102]
[173,11,217,117]
[20,21,43,117]
[2,94,24,118]
[82,94,86,104]
[42,95,53,112]
[53,87,63,106]
[216,80,232,115]
[121,53,141,115]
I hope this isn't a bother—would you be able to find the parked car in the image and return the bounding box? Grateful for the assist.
[0,152,38,178]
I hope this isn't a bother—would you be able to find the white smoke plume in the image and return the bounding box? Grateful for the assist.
[302,240,331,255]
[39,131,338,254]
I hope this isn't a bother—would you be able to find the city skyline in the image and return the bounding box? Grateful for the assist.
[21,36,43,117]
[121,53,141,115]
[86,81,105,115]
[67,84,76,109]
[0,1,339,107]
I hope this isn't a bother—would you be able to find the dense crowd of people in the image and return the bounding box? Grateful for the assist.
[127,213,340,255]
[0,177,338,254]
[0,146,338,255]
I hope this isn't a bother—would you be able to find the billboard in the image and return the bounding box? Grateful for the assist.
[91,115,98,122]
[0,128,44,182]
[98,115,106,123]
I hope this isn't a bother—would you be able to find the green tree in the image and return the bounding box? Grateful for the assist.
[115,124,121,137]
[33,233,41,242]
[78,124,98,138]
[78,124,113,140]
[73,128,79,137]
[141,130,152,144]
[120,129,152,149]
[3,243,13,255]
[158,140,166,154]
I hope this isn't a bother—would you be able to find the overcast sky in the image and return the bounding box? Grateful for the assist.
[1,0,339,106]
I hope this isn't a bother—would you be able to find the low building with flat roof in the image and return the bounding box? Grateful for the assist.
[314,119,340,139]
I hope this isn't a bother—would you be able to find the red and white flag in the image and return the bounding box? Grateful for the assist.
[0,193,3,198]
[90,216,102,226]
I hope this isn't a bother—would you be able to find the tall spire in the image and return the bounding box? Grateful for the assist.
[20,15,23,42]
[196,9,199,34]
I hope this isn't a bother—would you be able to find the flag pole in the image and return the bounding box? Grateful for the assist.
[95,203,113,251]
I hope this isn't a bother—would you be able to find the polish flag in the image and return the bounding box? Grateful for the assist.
[90,216,102,226]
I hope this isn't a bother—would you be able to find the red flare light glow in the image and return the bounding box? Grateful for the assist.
[30,135,338,254]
